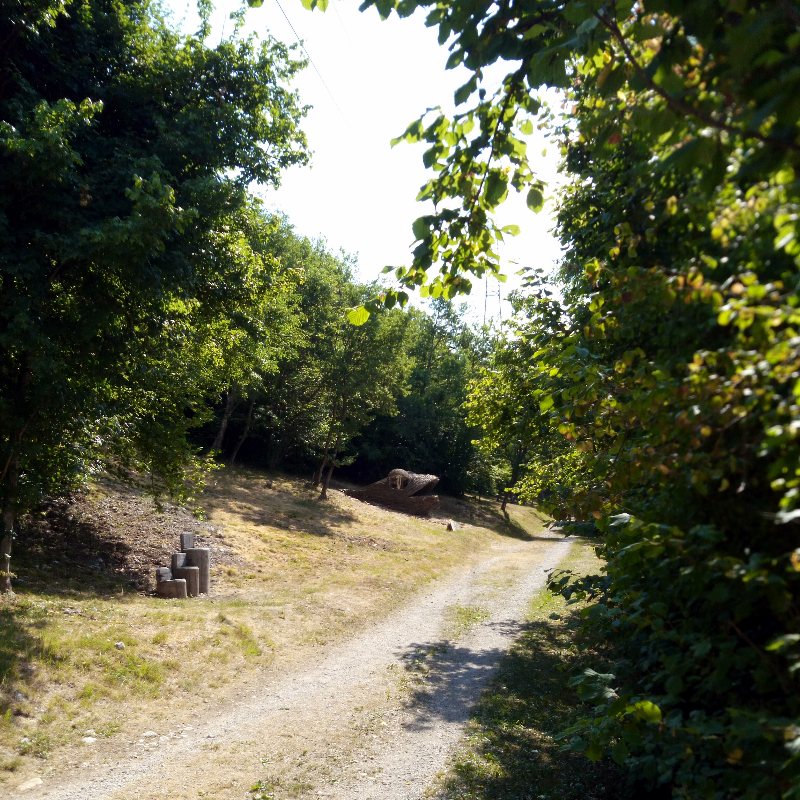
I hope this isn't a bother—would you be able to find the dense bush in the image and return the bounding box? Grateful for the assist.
[360,0,800,795]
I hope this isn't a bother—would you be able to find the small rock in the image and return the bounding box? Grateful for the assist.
[114,641,125,650]
[142,730,158,738]
[16,777,44,792]
[446,519,458,531]
[81,737,97,744]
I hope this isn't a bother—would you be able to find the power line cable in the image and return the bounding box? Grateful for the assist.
[330,0,357,49]
[273,0,348,122]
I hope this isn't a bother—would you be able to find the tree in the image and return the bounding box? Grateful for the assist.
[207,229,412,498]
[207,211,305,459]
[312,294,412,499]
[465,276,583,512]
[352,300,494,496]
[297,0,800,794]
[0,0,309,590]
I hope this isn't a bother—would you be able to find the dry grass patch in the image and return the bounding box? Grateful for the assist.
[0,466,545,789]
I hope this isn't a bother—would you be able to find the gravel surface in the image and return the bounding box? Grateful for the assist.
[20,532,573,800]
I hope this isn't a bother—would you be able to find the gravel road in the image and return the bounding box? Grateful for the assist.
[22,532,572,800]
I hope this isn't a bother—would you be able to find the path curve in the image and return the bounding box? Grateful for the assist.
[25,533,572,800]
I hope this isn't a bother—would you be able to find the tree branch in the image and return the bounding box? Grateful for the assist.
[594,11,800,155]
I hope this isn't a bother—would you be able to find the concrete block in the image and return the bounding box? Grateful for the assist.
[173,566,200,597]
[155,578,187,599]
[185,547,210,594]
[155,567,172,583]
[171,551,187,571]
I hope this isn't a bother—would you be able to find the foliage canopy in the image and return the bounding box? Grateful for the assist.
[345,0,800,795]
[0,0,309,586]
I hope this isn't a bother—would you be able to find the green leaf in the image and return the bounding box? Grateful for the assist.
[539,394,554,412]
[611,740,629,765]
[586,742,603,761]
[454,77,477,106]
[526,186,544,211]
[485,172,508,206]
[346,306,371,326]
[765,634,800,652]
[628,700,662,724]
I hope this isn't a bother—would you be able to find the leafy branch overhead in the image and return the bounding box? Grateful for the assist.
[340,1,800,796]
[349,0,800,310]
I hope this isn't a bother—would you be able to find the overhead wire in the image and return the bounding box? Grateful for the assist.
[273,0,349,122]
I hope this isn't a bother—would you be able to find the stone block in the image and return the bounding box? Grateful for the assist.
[185,547,210,594]
[180,532,195,552]
[155,566,172,583]
[173,565,200,597]
[155,578,187,599]
[171,551,187,571]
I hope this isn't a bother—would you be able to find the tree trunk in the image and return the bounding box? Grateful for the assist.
[318,432,342,501]
[1,526,14,594]
[318,462,335,501]
[312,456,328,488]
[1,460,18,594]
[312,427,335,487]
[229,398,255,465]
[211,387,239,454]
[1,365,31,594]
[266,436,286,470]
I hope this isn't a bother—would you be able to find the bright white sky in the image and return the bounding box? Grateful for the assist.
[165,0,563,322]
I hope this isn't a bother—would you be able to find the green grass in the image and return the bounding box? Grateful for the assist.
[1,467,551,786]
[428,542,626,800]
[444,604,490,640]
[249,776,315,799]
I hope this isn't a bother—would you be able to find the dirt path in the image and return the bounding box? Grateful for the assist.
[24,532,572,800]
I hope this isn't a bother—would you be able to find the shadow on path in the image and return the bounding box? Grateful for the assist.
[408,610,628,800]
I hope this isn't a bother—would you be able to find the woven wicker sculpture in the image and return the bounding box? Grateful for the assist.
[345,468,440,516]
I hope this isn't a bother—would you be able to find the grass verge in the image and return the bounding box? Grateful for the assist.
[427,540,625,800]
